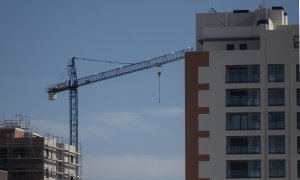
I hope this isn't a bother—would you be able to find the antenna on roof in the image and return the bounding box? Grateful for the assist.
[210,7,217,13]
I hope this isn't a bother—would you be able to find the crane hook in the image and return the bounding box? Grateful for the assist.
[157,65,161,104]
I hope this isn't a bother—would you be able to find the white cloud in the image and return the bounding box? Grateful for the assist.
[80,111,155,139]
[32,118,68,138]
[83,155,184,179]
[143,107,184,117]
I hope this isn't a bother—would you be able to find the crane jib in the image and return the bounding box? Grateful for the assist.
[46,47,192,95]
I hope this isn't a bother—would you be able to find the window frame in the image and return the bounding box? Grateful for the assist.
[225,65,260,83]
[269,135,285,154]
[297,89,300,106]
[268,112,285,130]
[268,88,285,106]
[268,64,284,82]
[226,89,260,107]
[269,160,286,178]
[227,44,235,50]
[226,136,261,154]
[298,112,300,129]
[239,43,248,50]
[226,112,260,130]
[227,160,261,178]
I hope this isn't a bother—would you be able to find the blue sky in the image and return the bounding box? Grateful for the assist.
[0,0,298,180]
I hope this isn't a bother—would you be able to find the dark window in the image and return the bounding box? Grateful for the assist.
[295,36,299,49]
[225,65,260,83]
[227,44,235,50]
[226,112,260,130]
[227,160,261,178]
[226,89,260,107]
[227,136,260,154]
[296,65,300,82]
[298,137,300,154]
[268,112,285,130]
[298,161,300,177]
[268,64,284,82]
[239,44,247,50]
[269,160,285,178]
[269,136,285,154]
[268,88,285,106]
[297,89,300,105]
[298,112,300,129]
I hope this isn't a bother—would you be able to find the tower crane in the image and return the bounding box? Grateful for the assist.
[46,47,192,152]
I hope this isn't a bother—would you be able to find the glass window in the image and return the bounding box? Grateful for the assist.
[269,136,285,154]
[226,112,260,130]
[227,160,261,178]
[226,89,260,107]
[227,44,234,50]
[298,160,300,177]
[239,44,247,50]
[297,89,300,105]
[268,64,284,82]
[298,137,300,154]
[225,65,260,83]
[268,88,285,106]
[269,160,285,178]
[268,112,285,130]
[297,65,300,82]
[298,112,300,129]
[227,136,261,154]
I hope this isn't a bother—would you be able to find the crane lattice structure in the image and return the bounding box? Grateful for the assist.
[46,48,192,178]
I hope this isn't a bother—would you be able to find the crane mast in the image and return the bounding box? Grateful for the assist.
[47,47,192,155]
[47,47,192,179]
[47,47,192,147]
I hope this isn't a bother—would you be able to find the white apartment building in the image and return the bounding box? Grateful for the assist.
[185,7,299,180]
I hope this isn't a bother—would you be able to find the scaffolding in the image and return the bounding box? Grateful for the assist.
[0,116,82,180]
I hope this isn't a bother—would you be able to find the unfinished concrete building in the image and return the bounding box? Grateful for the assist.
[0,116,82,180]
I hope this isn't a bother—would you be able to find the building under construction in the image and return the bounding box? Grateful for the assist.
[0,115,82,180]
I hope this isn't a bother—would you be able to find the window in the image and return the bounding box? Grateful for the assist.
[226,112,260,130]
[239,44,247,50]
[226,89,260,107]
[298,112,300,129]
[268,64,284,82]
[268,88,285,106]
[227,160,261,178]
[296,65,300,82]
[227,44,235,50]
[268,112,285,130]
[298,160,300,177]
[269,136,285,154]
[269,160,285,178]
[227,136,260,154]
[298,137,300,154]
[297,89,300,105]
[225,65,260,83]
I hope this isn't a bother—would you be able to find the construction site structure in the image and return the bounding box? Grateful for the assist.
[0,115,81,180]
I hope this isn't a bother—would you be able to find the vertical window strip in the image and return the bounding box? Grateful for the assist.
[297,89,300,105]
[297,112,300,129]
[296,65,300,82]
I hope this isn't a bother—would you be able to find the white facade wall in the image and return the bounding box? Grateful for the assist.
[194,7,299,180]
